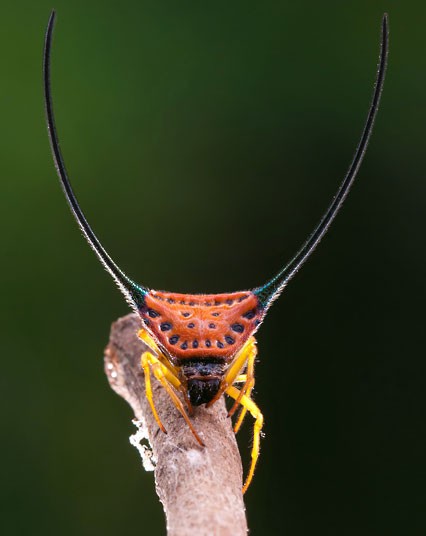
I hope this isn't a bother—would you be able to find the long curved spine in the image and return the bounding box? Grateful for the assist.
[254,14,389,309]
[43,10,147,309]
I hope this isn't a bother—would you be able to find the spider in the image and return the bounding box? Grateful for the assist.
[43,11,388,493]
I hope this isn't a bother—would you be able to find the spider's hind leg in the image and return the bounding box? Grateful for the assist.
[226,384,264,494]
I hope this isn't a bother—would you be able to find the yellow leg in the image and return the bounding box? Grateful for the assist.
[234,374,247,383]
[228,345,256,421]
[226,385,264,494]
[141,351,167,434]
[232,379,254,434]
[206,337,257,407]
[231,370,254,434]
[140,327,194,410]
[138,329,179,376]
[139,328,204,446]
[141,351,204,446]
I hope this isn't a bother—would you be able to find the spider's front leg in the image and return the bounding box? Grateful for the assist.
[228,342,257,432]
[138,329,204,446]
[206,337,257,408]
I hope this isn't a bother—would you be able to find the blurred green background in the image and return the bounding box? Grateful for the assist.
[2,1,426,534]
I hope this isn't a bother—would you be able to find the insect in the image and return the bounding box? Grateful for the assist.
[43,11,388,493]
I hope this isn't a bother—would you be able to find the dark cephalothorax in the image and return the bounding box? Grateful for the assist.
[181,359,227,406]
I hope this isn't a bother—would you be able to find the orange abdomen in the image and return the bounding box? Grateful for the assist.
[139,290,263,363]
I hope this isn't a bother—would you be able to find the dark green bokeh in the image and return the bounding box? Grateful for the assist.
[2,1,426,534]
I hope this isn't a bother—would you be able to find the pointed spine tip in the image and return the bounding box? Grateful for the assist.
[382,13,388,36]
[48,9,56,25]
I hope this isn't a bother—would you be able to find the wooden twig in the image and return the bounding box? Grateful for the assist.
[104,313,248,536]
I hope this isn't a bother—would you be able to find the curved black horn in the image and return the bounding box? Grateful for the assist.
[43,11,147,310]
[254,14,389,309]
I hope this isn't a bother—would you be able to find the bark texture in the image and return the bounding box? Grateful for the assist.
[104,313,248,536]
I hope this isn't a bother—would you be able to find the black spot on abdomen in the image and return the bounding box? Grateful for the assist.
[169,335,180,345]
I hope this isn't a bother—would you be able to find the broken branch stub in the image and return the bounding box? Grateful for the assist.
[104,313,248,536]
